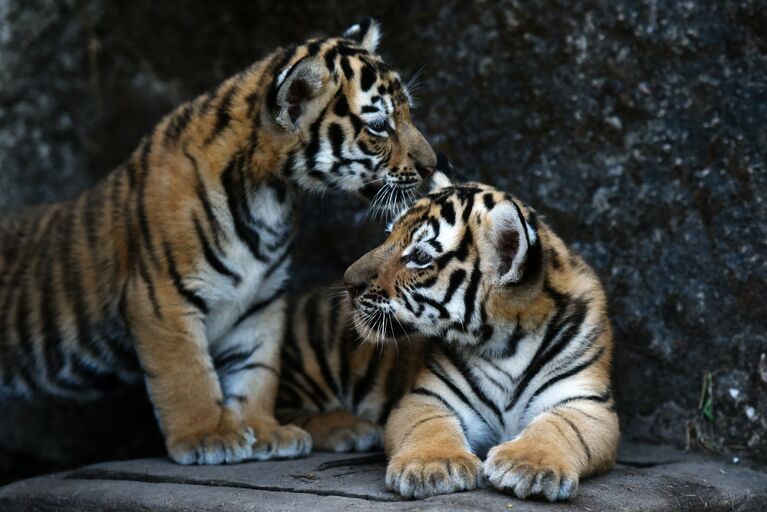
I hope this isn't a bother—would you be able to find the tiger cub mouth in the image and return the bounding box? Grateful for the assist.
[360,154,454,217]
[352,303,416,344]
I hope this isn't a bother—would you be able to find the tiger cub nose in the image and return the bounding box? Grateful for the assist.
[415,164,435,179]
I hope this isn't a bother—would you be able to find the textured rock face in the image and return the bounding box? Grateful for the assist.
[0,0,765,483]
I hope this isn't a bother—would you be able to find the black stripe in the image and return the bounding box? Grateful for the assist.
[340,57,354,80]
[214,343,261,372]
[360,63,376,92]
[462,259,482,326]
[282,316,331,408]
[164,103,194,146]
[220,153,266,261]
[225,362,279,376]
[234,288,285,327]
[162,241,208,314]
[443,345,504,426]
[328,123,344,158]
[409,292,449,319]
[426,356,489,426]
[304,292,341,397]
[186,150,224,250]
[352,345,383,410]
[14,264,38,392]
[333,94,350,117]
[135,138,160,269]
[64,204,113,369]
[125,160,138,190]
[461,192,475,223]
[525,346,606,411]
[338,321,354,399]
[81,187,103,253]
[410,388,468,434]
[483,193,496,211]
[135,252,162,319]
[192,213,241,285]
[38,230,65,387]
[323,46,338,72]
[265,243,292,279]
[494,323,524,358]
[205,82,239,145]
[221,154,267,262]
[399,414,453,444]
[552,411,592,462]
[303,109,326,175]
[108,172,125,282]
[546,390,612,411]
[279,368,326,411]
[441,201,456,225]
[474,365,509,394]
[505,289,588,412]
[442,269,466,304]
[378,357,405,424]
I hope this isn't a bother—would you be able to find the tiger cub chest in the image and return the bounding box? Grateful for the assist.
[196,180,295,343]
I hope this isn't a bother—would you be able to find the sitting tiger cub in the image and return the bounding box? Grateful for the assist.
[278,180,618,501]
[0,19,437,465]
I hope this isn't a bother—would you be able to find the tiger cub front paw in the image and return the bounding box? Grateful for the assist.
[386,449,483,499]
[167,423,256,465]
[249,424,312,461]
[483,439,579,501]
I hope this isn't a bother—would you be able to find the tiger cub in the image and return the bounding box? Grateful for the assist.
[279,181,618,501]
[0,18,437,466]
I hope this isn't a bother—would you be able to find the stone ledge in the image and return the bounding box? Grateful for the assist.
[1,443,765,511]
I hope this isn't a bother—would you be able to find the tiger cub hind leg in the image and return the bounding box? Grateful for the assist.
[245,417,313,461]
[295,409,383,453]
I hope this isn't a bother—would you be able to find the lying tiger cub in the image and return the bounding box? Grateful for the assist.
[278,179,618,501]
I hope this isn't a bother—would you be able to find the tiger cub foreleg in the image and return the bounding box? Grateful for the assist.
[127,292,255,465]
[484,373,619,500]
[384,393,483,499]
[217,297,311,460]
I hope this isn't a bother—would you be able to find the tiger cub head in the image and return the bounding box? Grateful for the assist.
[269,18,437,213]
[344,181,586,347]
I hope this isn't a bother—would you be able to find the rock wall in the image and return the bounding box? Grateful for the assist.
[1,0,765,483]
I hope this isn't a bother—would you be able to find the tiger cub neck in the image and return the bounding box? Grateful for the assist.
[482,228,606,357]
[156,50,300,189]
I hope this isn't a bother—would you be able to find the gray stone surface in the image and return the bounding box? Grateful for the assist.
[1,443,766,511]
[0,0,766,484]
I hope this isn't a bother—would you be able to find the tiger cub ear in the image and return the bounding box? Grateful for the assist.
[426,170,453,193]
[425,153,455,193]
[484,200,539,286]
[342,17,381,53]
[273,57,337,132]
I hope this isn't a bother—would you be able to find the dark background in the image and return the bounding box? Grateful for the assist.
[1,0,765,484]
